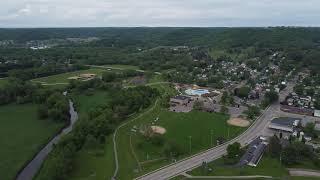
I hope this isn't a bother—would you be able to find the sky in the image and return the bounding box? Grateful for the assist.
[0,0,319,27]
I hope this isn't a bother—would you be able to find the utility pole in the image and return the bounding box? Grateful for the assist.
[227,127,230,139]
[189,136,192,154]
[210,130,214,147]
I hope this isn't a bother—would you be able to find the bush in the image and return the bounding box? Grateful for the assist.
[163,140,184,158]
[149,134,165,146]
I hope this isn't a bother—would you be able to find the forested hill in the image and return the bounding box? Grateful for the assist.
[1,27,320,49]
[1,27,320,73]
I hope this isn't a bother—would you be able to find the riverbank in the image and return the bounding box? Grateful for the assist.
[16,100,78,180]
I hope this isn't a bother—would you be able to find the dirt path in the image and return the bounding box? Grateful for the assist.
[112,99,159,179]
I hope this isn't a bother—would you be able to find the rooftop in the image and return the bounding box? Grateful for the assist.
[172,95,191,101]
[271,117,301,127]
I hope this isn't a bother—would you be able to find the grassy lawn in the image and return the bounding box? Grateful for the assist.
[288,159,320,170]
[115,84,246,179]
[32,68,106,84]
[0,78,8,87]
[72,90,112,115]
[69,136,115,180]
[0,103,64,180]
[190,156,289,177]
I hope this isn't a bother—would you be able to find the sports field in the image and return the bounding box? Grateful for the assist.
[68,83,246,180]
[32,68,106,84]
[113,83,246,179]
[0,103,64,180]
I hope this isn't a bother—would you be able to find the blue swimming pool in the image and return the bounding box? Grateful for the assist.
[185,89,209,96]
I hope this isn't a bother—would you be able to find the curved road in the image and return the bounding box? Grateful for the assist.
[136,82,295,180]
[16,100,78,180]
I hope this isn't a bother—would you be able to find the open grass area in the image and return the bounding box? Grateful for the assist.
[32,68,106,84]
[288,159,320,170]
[0,78,8,87]
[72,90,111,115]
[114,84,246,179]
[190,156,289,178]
[0,103,64,180]
[69,136,115,180]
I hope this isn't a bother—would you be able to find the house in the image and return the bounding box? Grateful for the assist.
[237,137,268,167]
[170,95,192,106]
[314,110,320,117]
[268,117,301,133]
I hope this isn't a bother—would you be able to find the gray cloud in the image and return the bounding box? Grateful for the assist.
[0,0,319,27]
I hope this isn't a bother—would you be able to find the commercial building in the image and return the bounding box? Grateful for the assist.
[268,117,301,133]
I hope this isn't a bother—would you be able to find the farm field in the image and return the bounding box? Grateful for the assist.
[190,156,289,178]
[32,68,107,84]
[115,84,246,179]
[0,103,64,180]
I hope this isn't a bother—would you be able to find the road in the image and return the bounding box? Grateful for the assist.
[288,168,320,177]
[136,82,295,180]
[16,101,78,180]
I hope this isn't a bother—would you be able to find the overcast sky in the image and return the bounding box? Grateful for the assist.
[0,0,319,27]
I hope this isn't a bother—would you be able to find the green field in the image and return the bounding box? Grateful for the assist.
[72,90,112,115]
[190,156,289,178]
[114,83,246,179]
[0,103,64,180]
[0,78,8,87]
[68,83,246,180]
[32,68,107,84]
[70,136,115,180]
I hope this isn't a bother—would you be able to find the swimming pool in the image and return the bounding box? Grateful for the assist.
[185,89,209,96]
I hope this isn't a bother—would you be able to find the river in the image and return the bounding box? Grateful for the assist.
[16,100,78,180]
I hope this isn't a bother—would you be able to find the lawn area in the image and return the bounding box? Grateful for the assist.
[288,159,320,170]
[115,84,246,179]
[69,136,115,180]
[0,78,8,87]
[190,156,289,178]
[72,90,112,115]
[32,68,107,84]
[0,103,64,180]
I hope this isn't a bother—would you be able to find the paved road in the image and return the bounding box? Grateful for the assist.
[16,101,78,180]
[288,168,320,177]
[186,175,273,179]
[136,82,295,180]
